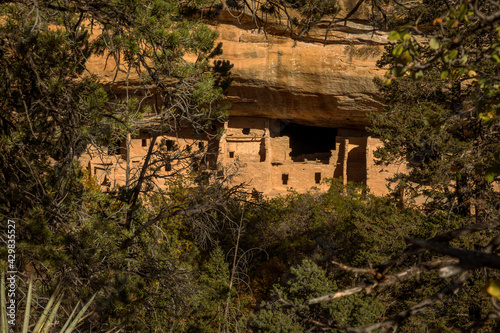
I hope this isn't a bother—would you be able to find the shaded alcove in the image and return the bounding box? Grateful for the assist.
[346,145,366,184]
[277,121,337,162]
[259,139,266,162]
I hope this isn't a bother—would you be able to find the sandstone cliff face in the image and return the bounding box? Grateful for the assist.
[82,4,399,197]
[216,24,386,128]
[207,4,396,196]
[87,2,389,129]
[211,5,389,129]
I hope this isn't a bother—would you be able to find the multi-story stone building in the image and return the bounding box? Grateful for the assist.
[80,115,403,197]
[81,2,404,197]
[218,116,402,196]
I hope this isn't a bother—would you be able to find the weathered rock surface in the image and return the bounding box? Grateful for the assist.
[87,2,390,129]
[216,23,386,128]
[83,2,400,197]
[210,3,389,129]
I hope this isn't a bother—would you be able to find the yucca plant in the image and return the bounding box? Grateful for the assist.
[1,272,95,333]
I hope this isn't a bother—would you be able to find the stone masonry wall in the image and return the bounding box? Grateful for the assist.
[80,116,403,197]
[219,116,399,196]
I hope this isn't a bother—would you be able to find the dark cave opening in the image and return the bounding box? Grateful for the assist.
[279,122,337,159]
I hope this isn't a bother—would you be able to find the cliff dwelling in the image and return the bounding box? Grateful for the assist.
[81,114,402,197]
[218,116,398,196]
[79,7,404,197]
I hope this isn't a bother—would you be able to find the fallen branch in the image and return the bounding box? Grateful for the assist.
[306,258,459,305]
[380,219,500,270]
[347,272,470,333]
[407,237,500,270]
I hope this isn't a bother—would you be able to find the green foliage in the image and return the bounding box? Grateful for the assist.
[285,260,334,301]
[252,260,384,332]
[379,1,500,188]
[0,273,95,333]
[353,4,500,330]
[0,0,231,331]
[240,181,454,329]
[373,4,500,215]
[244,179,442,272]
[3,0,500,331]
[190,247,231,332]
[251,304,303,333]
[238,178,500,331]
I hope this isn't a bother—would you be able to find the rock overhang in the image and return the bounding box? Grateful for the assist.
[214,21,387,128]
[83,2,390,130]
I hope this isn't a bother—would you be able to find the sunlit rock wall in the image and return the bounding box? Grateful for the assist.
[211,3,388,129]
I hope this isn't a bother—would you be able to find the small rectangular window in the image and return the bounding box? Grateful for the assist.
[315,172,321,184]
[101,174,111,187]
[166,140,174,151]
[142,138,147,147]
[198,142,205,150]
[242,128,250,135]
[108,140,120,155]
[229,151,235,158]
[165,162,172,172]
[282,173,289,185]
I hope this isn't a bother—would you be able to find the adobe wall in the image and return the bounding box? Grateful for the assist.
[219,116,398,197]
[80,127,217,190]
[79,4,398,196]
[80,116,401,197]
[221,117,272,191]
[366,137,407,196]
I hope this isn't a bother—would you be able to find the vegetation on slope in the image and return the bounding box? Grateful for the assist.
[1,0,500,332]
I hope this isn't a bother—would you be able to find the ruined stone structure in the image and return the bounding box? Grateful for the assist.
[81,116,403,197]
[219,117,401,196]
[80,127,220,189]
[81,2,406,197]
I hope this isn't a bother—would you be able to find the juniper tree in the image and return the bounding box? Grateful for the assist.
[0,0,235,330]
[371,0,500,217]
